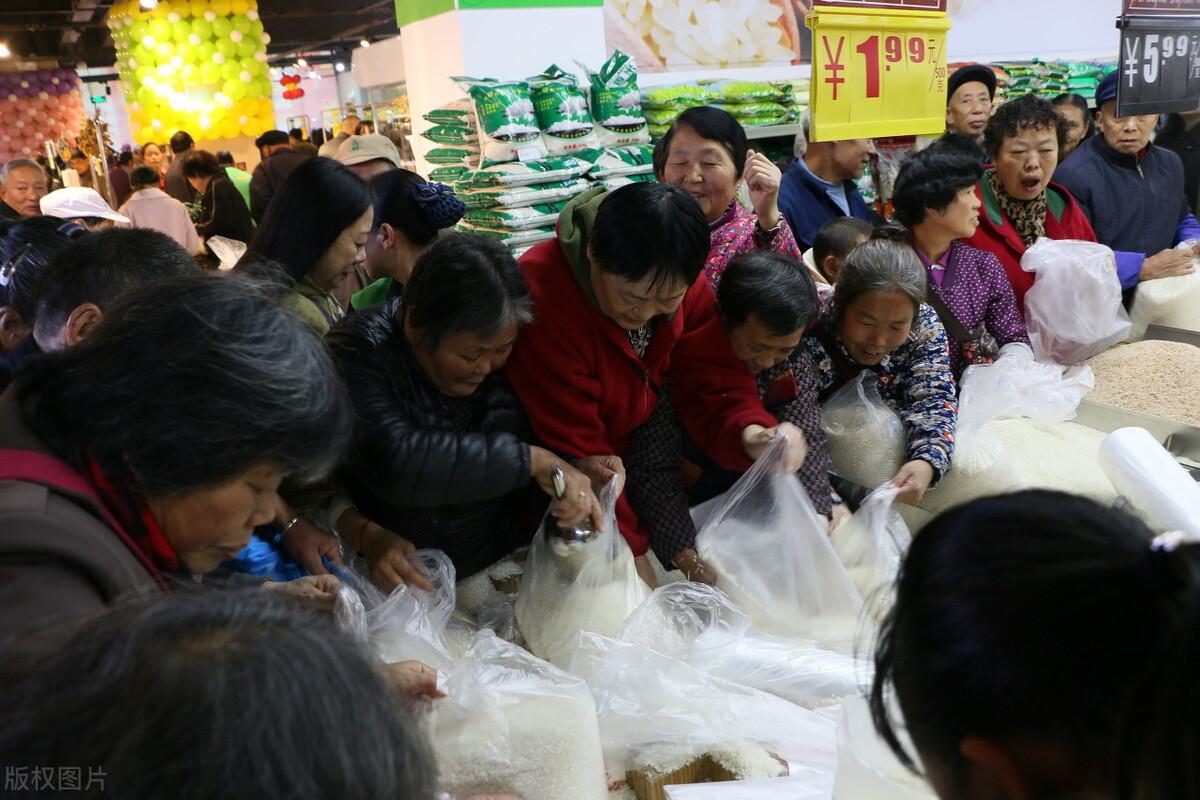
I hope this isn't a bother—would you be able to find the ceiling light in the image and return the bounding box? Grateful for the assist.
[296,57,308,67]
[360,39,370,48]
[139,0,158,8]
[335,62,345,73]
[0,43,10,59]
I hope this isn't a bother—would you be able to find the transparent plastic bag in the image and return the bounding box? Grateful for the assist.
[566,630,839,775]
[821,371,907,489]
[1020,238,1132,364]
[368,549,457,672]
[332,584,369,644]
[430,629,609,800]
[830,485,911,621]
[205,235,246,271]
[1128,238,1200,337]
[617,584,867,709]
[515,478,650,667]
[832,696,936,800]
[695,438,864,649]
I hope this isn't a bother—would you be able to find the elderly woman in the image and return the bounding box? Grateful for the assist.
[506,182,807,586]
[238,157,373,334]
[965,94,1097,310]
[0,273,352,639]
[327,233,599,587]
[1052,93,1094,162]
[893,145,1030,378]
[800,233,957,505]
[654,106,803,290]
[182,150,255,248]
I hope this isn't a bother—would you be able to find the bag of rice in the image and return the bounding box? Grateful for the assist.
[821,371,907,491]
[463,203,564,231]
[704,79,792,104]
[423,99,474,125]
[457,154,596,188]
[528,65,599,156]
[429,630,610,800]
[459,178,591,210]
[585,49,651,147]
[644,107,685,127]
[830,485,911,621]
[594,173,655,191]
[366,549,458,672]
[642,83,716,109]
[421,124,478,145]
[716,101,791,122]
[1127,240,1200,337]
[456,222,557,249]
[426,147,479,165]
[587,144,655,179]
[453,76,548,166]
[517,478,650,668]
[694,438,864,649]
[833,696,938,800]
[428,165,470,183]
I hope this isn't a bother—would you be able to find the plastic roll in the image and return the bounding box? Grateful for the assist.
[1098,427,1200,538]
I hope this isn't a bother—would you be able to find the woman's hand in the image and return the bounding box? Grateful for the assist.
[383,660,445,698]
[531,446,604,530]
[828,503,851,534]
[892,460,935,505]
[263,574,343,610]
[1141,248,1194,281]
[745,149,783,231]
[355,522,435,594]
[280,517,344,575]
[741,421,808,474]
[674,548,719,585]
[573,454,626,495]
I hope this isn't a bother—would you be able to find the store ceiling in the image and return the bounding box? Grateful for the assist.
[0,0,399,71]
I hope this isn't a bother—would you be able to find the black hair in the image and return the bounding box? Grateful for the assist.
[0,588,437,800]
[18,272,352,496]
[0,216,82,323]
[653,105,750,179]
[811,217,873,282]
[216,150,234,166]
[117,150,134,167]
[288,127,304,140]
[870,491,1200,795]
[833,228,926,325]
[181,150,222,179]
[69,150,87,161]
[369,169,466,247]
[590,182,709,290]
[404,232,532,350]
[1052,92,1096,139]
[892,146,984,228]
[32,228,201,341]
[169,130,194,154]
[983,93,1069,158]
[130,166,160,189]
[717,251,818,336]
[239,157,372,284]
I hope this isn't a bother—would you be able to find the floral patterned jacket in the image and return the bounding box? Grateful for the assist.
[703,201,804,290]
[800,304,959,480]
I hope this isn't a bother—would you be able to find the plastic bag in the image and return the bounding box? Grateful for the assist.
[1099,427,1200,538]
[429,630,609,800]
[831,485,911,621]
[528,65,600,156]
[618,584,869,709]
[832,696,936,800]
[1020,238,1132,364]
[205,235,245,271]
[1127,238,1200,337]
[584,49,651,147]
[453,77,548,167]
[516,478,650,667]
[368,549,457,672]
[566,631,839,775]
[821,370,907,491]
[694,438,864,649]
[333,584,368,644]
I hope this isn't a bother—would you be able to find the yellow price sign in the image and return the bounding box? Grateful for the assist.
[807,6,951,142]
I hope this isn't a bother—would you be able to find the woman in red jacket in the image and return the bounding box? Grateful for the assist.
[506,183,807,585]
[965,94,1096,311]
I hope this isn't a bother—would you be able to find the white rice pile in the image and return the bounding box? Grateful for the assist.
[1084,341,1200,426]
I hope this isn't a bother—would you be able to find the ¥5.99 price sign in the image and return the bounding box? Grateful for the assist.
[1117,16,1200,116]
[807,5,951,142]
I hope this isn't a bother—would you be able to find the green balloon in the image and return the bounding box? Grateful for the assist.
[149,19,171,41]
[222,79,246,100]
[232,16,252,34]
[215,38,237,58]
[237,37,258,59]
[195,41,217,62]
[220,61,241,82]
[191,18,213,40]
[199,62,221,84]
[212,17,233,37]
[155,41,173,60]
[171,20,191,43]
[137,85,156,106]
[245,81,264,100]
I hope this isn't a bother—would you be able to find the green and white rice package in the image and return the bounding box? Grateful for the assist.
[593,173,655,191]
[528,66,599,156]
[715,102,791,123]
[429,165,471,183]
[423,100,474,126]
[422,125,480,145]
[427,147,479,165]
[702,79,792,105]
[463,203,565,231]
[585,50,650,147]
[642,83,715,109]
[644,107,684,127]
[587,144,655,180]
[454,77,548,166]
[459,178,591,210]
[457,155,596,188]
[456,222,557,249]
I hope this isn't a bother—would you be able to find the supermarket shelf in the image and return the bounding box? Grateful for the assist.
[744,124,802,140]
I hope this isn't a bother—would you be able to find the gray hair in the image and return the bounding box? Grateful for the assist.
[832,237,928,325]
[1,158,46,184]
[794,110,811,159]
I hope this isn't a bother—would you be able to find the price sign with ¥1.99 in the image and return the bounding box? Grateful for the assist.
[806,5,950,141]
[1116,16,1200,116]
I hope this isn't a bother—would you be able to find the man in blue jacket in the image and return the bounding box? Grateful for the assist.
[1055,72,1198,298]
[779,112,876,253]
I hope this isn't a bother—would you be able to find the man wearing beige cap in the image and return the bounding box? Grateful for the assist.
[40,186,129,232]
[335,134,404,181]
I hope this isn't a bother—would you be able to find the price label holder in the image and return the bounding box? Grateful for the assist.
[1116,15,1200,116]
[807,5,951,142]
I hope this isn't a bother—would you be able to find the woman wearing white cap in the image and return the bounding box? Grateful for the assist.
[39,187,129,233]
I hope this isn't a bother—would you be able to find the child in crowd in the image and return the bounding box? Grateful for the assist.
[807,216,873,294]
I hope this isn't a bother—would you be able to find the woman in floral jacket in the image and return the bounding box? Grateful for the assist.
[800,232,958,505]
[654,106,803,290]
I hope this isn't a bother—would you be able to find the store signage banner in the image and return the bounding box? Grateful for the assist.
[397,0,599,28]
[807,5,950,140]
[1116,16,1200,114]
[1123,0,1200,14]
[814,0,947,10]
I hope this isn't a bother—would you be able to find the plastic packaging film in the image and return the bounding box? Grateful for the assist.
[1098,427,1200,539]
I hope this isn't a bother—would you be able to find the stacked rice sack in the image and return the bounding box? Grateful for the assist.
[642,79,804,138]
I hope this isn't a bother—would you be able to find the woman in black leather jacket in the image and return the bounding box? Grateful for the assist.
[327,233,601,586]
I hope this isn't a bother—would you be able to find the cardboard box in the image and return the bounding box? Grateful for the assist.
[626,754,789,800]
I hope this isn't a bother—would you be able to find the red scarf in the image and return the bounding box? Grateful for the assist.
[86,456,180,579]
